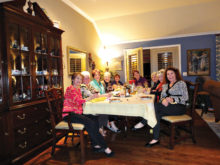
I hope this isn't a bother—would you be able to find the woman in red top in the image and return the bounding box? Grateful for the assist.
[154,69,165,102]
[63,72,114,157]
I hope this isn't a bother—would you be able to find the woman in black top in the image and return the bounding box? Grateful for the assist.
[145,67,189,147]
[150,71,159,93]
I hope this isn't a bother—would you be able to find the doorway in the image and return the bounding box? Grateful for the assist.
[143,49,151,84]
[124,45,180,82]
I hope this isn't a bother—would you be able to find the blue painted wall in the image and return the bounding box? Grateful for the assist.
[110,34,216,82]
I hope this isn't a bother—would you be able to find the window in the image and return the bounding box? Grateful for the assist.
[67,46,86,75]
[128,54,137,80]
[125,47,143,81]
[70,58,82,73]
[157,52,173,70]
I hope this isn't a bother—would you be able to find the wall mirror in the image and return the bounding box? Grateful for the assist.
[67,46,87,75]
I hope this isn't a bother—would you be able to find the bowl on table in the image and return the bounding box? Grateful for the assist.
[109,98,121,103]
[140,96,152,100]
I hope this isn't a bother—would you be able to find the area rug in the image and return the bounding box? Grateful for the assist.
[196,109,220,139]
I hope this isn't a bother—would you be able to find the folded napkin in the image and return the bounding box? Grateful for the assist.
[90,97,107,103]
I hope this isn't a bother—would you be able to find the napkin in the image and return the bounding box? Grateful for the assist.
[90,97,107,103]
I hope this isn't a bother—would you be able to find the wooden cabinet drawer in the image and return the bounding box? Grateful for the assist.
[13,121,52,156]
[13,139,31,156]
[14,117,52,147]
[12,107,38,128]
[11,104,50,129]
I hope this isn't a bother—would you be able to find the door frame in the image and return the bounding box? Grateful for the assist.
[143,44,181,73]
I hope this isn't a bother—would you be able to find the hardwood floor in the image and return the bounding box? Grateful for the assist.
[24,114,220,165]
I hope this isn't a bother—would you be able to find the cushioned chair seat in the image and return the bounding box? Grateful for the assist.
[55,121,84,130]
[162,114,192,123]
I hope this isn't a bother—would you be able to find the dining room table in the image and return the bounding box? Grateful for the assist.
[83,93,157,128]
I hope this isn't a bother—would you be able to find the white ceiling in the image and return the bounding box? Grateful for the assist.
[68,0,213,21]
[65,0,220,45]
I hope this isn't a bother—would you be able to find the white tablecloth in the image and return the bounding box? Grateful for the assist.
[83,94,157,128]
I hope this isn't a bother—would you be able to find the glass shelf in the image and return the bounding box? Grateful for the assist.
[12,76,31,102]
[9,23,32,103]
[36,76,49,98]
[0,75,2,104]
[5,21,63,104]
[51,76,62,88]
[50,37,60,57]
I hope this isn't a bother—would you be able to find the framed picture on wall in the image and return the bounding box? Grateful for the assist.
[109,57,122,71]
[187,48,210,76]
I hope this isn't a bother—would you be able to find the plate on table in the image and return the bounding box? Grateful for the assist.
[140,96,152,100]
[109,98,121,103]
[113,93,121,97]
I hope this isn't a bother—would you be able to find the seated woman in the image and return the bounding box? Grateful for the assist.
[150,71,160,93]
[62,72,114,156]
[80,71,96,98]
[153,69,165,103]
[112,74,123,90]
[102,72,121,133]
[89,69,111,136]
[133,67,188,147]
[102,72,113,92]
[145,67,188,147]
[133,70,149,88]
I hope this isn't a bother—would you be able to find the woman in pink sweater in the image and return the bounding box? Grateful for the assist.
[63,72,114,157]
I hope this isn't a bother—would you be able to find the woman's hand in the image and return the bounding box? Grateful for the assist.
[162,98,169,107]
[86,94,98,101]
[166,97,174,104]
[101,93,112,98]
[107,93,112,98]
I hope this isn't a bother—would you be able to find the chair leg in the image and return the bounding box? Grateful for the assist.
[190,122,196,144]
[64,134,68,144]
[79,130,85,164]
[169,124,175,149]
[201,104,206,117]
[51,137,56,156]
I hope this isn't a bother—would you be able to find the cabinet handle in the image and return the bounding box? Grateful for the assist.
[18,141,27,149]
[1,61,4,64]
[17,128,27,135]
[34,120,38,123]
[17,114,26,120]
[46,119,51,123]
[4,132,9,136]
[46,130,52,135]
[45,108,49,112]
[34,107,37,110]
[35,133,39,136]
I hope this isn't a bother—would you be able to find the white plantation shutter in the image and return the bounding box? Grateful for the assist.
[67,49,86,75]
[128,54,137,80]
[157,52,173,70]
[70,58,82,73]
[150,46,179,73]
[125,47,143,81]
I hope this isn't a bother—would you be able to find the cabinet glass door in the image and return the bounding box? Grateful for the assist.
[50,37,62,88]
[9,23,32,103]
[0,47,2,104]
[34,32,49,98]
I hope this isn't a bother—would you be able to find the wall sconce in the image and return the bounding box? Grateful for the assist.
[88,53,93,68]
[106,61,109,72]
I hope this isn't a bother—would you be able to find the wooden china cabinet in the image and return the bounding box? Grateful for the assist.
[0,0,64,164]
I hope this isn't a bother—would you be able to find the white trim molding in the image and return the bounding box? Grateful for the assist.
[62,0,102,41]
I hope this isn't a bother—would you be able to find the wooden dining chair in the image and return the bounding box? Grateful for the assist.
[161,81,199,149]
[45,88,86,163]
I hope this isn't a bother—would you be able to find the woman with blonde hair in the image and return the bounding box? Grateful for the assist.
[153,69,165,102]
